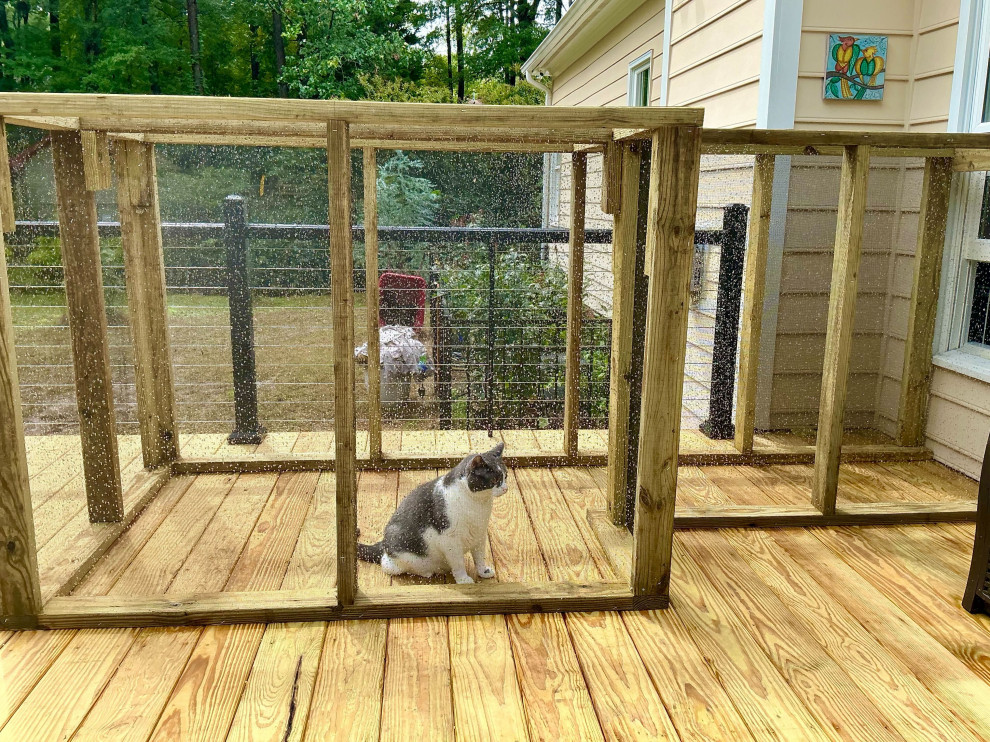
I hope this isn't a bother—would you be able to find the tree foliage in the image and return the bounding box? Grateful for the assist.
[0,0,551,100]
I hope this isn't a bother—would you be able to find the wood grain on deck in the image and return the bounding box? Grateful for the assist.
[4,435,985,741]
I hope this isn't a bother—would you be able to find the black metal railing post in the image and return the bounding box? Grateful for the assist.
[700,202,749,440]
[486,237,496,436]
[224,195,266,444]
[624,141,653,532]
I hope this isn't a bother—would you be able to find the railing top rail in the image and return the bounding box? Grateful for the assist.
[10,221,726,245]
[0,93,704,131]
[701,128,990,150]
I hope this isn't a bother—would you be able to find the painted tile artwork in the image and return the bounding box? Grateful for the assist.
[824,33,887,100]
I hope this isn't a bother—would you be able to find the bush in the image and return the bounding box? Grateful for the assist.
[438,245,569,428]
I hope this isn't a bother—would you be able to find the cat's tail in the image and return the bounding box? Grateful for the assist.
[357,540,385,563]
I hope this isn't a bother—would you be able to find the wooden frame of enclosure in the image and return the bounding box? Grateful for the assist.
[0,93,988,630]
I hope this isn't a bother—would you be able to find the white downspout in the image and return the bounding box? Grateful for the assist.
[525,69,552,102]
[527,69,556,229]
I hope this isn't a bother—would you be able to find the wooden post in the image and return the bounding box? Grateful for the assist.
[897,157,952,447]
[734,154,775,453]
[363,147,382,461]
[606,143,642,526]
[113,140,178,468]
[52,130,124,523]
[0,229,42,627]
[80,130,112,191]
[631,125,702,598]
[0,118,15,233]
[564,152,587,457]
[812,145,871,515]
[601,141,622,215]
[329,120,357,606]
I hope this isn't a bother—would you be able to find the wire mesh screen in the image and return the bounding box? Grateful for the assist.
[4,137,779,444]
[5,134,139,437]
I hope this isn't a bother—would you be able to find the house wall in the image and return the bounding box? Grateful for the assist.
[666,0,765,128]
[771,0,987,478]
[547,0,765,311]
[540,0,987,475]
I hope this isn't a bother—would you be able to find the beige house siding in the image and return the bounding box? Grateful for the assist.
[666,0,765,128]
[550,0,666,108]
[767,156,919,429]
[778,0,988,477]
[535,0,988,475]
[547,0,765,312]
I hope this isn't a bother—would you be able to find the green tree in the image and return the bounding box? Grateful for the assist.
[279,0,425,99]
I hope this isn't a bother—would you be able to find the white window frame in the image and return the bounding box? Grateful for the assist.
[935,0,990,383]
[627,52,653,107]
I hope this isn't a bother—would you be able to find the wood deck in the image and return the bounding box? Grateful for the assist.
[3,432,987,740]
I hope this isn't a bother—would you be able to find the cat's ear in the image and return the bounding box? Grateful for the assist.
[469,455,485,470]
[491,442,505,457]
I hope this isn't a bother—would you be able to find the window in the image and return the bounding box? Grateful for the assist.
[936,0,990,380]
[627,53,652,107]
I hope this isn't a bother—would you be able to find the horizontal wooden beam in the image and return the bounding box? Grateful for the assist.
[952,148,990,171]
[0,93,704,129]
[589,505,976,580]
[110,132,586,152]
[171,451,610,474]
[701,144,955,158]
[4,115,80,130]
[702,128,990,150]
[168,443,931,476]
[672,501,977,528]
[92,118,612,142]
[32,581,653,629]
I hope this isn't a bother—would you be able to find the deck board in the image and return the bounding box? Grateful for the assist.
[724,527,982,742]
[303,620,387,741]
[448,614,529,742]
[381,617,454,742]
[680,530,903,741]
[2,437,987,742]
[772,528,990,740]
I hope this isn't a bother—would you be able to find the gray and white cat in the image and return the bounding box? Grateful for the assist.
[357,443,508,584]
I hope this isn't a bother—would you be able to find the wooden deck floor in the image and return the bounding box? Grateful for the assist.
[24,430,977,603]
[6,433,987,740]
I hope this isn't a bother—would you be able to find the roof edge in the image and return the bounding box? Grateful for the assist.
[523,0,648,79]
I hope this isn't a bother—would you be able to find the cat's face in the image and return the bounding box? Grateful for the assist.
[467,442,509,497]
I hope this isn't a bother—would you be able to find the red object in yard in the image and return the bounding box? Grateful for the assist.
[378,272,427,329]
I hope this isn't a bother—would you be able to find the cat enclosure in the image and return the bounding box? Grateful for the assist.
[1,93,989,630]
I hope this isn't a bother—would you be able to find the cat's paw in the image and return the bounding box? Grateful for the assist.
[454,573,475,584]
[477,565,496,579]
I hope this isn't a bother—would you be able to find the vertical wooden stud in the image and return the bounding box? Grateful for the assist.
[52,130,124,523]
[564,152,587,457]
[733,154,775,454]
[631,125,702,598]
[0,229,42,628]
[113,140,178,468]
[606,143,642,526]
[81,130,112,191]
[812,145,871,515]
[601,141,622,215]
[364,147,382,461]
[897,157,952,447]
[0,118,15,233]
[329,120,357,606]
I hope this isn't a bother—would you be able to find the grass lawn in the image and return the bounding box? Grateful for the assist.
[10,289,402,435]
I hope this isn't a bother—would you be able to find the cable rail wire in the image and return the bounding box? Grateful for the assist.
[8,208,738,436]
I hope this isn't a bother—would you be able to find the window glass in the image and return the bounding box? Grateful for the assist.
[637,68,650,107]
[968,261,990,346]
[983,52,990,123]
